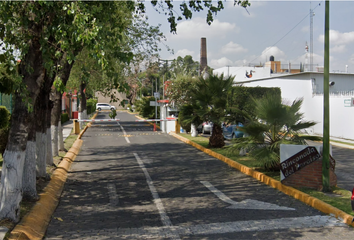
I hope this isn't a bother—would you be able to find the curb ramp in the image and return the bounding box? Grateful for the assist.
[170,132,354,228]
[7,113,97,240]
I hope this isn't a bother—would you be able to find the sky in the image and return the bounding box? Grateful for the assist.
[143,1,354,73]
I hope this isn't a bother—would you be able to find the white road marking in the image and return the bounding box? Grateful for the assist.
[90,215,346,238]
[107,183,118,206]
[133,153,180,240]
[201,181,295,210]
[117,122,130,143]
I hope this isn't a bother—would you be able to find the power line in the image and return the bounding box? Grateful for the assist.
[247,1,322,66]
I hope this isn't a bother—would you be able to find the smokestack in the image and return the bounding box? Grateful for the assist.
[200,37,207,76]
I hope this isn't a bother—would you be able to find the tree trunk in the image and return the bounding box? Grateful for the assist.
[46,97,53,166]
[35,87,48,178]
[0,35,45,222]
[51,89,61,156]
[22,110,38,200]
[0,95,29,222]
[209,124,225,148]
[79,81,87,129]
[52,52,76,151]
[191,124,198,137]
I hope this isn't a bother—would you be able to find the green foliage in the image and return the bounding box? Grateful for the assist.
[169,55,199,77]
[149,1,250,33]
[109,109,117,119]
[135,97,159,119]
[86,98,97,115]
[226,86,281,124]
[61,113,69,124]
[165,73,199,108]
[191,74,234,125]
[228,94,321,171]
[178,104,203,133]
[188,73,234,147]
[0,106,10,155]
[0,106,9,129]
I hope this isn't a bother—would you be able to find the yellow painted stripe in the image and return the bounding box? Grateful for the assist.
[8,113,98,240]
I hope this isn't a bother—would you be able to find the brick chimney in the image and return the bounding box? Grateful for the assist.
[200,37,207,76]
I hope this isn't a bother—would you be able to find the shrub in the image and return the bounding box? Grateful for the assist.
[0,106,10,155]
[61,113,69,124]
[86,98,97,115]
[109,109,117,119]
[134,97,159,119]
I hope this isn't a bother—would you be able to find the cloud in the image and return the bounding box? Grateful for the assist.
[318,30,354,45]
[260,46,286,62]
[331,44,346,53]
[173,49,196,58]
[221,42,248,54]
[210,57,234,69]
[170,17,239,40]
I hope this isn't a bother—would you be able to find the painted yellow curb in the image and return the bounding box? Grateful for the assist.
[8,113,98,240]
[170,132,354,227]
[8,139,83,240]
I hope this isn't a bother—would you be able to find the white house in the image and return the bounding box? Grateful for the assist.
[214,65,354,141]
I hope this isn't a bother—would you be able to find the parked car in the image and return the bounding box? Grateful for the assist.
[96,103,116,111]
[222,122,244,140]
[197,121,213,134]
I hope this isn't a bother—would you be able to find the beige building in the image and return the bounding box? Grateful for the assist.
[95,90,128,110]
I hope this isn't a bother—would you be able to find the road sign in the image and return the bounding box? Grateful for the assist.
[150,101,159,106]
[154,92,160,99]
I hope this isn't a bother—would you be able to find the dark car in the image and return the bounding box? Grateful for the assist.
[222,123,244,140]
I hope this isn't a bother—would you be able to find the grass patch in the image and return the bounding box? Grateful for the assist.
[299,187,353,216]
[179,133,353,217]
[330,140,354,147]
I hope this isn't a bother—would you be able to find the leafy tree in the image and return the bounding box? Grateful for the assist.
[169,55,199,77]
[188,73,234,147]
[165,73,199,108]
[0,1,136,221]
[0,0,251,222]
[228,94,322,171]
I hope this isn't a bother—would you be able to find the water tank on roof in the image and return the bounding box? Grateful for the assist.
[270,56,275,61]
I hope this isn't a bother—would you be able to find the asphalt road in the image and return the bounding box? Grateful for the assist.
[44,111,353,240]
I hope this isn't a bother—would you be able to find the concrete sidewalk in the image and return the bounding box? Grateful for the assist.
[62,120,73,141]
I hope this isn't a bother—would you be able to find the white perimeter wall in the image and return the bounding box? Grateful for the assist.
[241,74,354,140]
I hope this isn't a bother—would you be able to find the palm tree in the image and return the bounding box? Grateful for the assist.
[229,94,322,171]
[188,73,234,148]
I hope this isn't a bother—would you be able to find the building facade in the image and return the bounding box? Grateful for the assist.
[214,66,354,141]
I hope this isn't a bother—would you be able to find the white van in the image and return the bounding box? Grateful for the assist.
[96,103,116,111]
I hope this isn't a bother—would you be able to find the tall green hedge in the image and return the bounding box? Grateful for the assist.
[86,98,97,115]
[61,113,69,124]
[134,97,159,119]
[227,86,281,123]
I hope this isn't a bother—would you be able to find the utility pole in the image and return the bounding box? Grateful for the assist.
[322,0,330,192]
